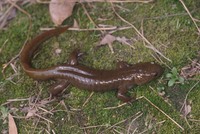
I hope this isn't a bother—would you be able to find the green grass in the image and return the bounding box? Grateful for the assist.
[1,1,200,133]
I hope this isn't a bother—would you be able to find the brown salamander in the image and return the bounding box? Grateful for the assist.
[20,26,164,102]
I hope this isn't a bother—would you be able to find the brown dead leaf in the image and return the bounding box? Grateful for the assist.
[73,19,79,28]
[0,0,35,29]
[8,113,18,134]
[99,34,116,45]
[180,52,200,79]
[99,34,116,53]
[0,5,17,29]
[26,109,36,118]
[116,36,134,49]
[181,103,192,117]
[98,34,134,53]
[49,0,77,25]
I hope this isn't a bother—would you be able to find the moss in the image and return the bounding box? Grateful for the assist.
[1,1,200,133]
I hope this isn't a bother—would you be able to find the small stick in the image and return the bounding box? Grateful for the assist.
[80,124,109,129]
[104,96,143,110]
[110,3,172,62]
[37,107,54,115]
[179,81,199,128]
[104,102,128,110]
[79,0,154,3]
[2,0,32,74]
[60,100,71,121]
[127,112,143,133]
[180,81,200,113]
[7,98,30,102]
[142,96,185,131]
[36,0,154,4]
[179,0,200,34]
[81,2,116,53]
[35,113,53,124]
[100,111,142,134]
[82,92,94,107]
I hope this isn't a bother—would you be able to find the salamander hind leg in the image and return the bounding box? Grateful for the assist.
[68,49,84,65]
[49,79,70,96]
[117,85,135,103]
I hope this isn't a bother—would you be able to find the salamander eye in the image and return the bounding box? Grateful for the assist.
[154,73,158,77]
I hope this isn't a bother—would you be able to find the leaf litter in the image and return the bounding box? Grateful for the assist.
[2,0,197,132]
[98,33,135,53]
[180,51,200,79]
[0,0,36,29]
[8,113,18,134]
[49,0,76,26]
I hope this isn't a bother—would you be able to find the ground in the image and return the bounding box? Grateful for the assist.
[0,1,200,133]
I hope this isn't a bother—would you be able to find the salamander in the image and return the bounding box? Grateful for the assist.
[20,26,164,102]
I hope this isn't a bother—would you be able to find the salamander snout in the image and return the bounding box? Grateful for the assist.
[151,63,164,78]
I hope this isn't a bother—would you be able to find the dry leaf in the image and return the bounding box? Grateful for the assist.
[8,113,18,134]
[116,36,134,49]
[26,109,36,118]
[182,103,192,117]
[99,34,116,53]
[0,7,17,29]
[180,52,200,79]
[49,0,77,25]
[73,19,79,28]
[98,34,134,53]
[100,34,116,45]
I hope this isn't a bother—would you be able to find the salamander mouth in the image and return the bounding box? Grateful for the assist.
[154,68,164,78]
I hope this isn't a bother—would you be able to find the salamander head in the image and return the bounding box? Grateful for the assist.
[133,62,164,85]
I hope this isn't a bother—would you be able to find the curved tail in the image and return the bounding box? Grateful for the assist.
[20,26,70,80]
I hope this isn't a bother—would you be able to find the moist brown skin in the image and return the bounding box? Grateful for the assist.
[20,26,164,102]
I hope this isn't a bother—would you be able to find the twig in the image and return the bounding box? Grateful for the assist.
[7,98,30,102]
[81,2,117,53]
[81,2,103,33]
[180,81,199,113]
[0,4,14,29]
[36,0,154,4]
[149,86,172,107]
[110,3,172,62]
[179,81,199,129]
[79,0,154,3]
[127,112,143,134]
[35,113,53,124]
[60,100,71,121]
[188,119,200,122]
[82,92,94,107]
[32,118,41,134]
[103,102,127,110]
[140,19,169,68]
[105,95,184,131]
[38,107,54,115]
[179,0,200,34]
[100,111,142,134]
[80,124,109,129]
[7,0,32,39]
[141,96,184,131]
[40,26,121,31]
[104,96,143,110]
[2,0,32,75]
[0,39,8,54]
[184,117,191,129]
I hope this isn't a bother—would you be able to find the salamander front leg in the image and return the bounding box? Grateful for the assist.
[49,79,70,96]
[68,49,84,65]
[117,86,135,102]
